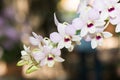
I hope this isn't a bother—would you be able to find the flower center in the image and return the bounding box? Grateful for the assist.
[64,36,71,42]
[47,54,54,61]
[96,35,101,40]
[108,7,115,12]
[87,23,93,28]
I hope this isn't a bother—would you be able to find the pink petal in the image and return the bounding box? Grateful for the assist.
[88,9,100,20]
[65,25,76,36]
[40,58,47,66]
[50,32,62,43]
[72,18,84,30]
[51,48,61,56]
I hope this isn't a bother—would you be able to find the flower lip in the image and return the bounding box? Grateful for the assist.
[87,23,93,28]
[96,35,101,40]
[64,38,70,42]
[108,7,115,12]
[47,57,54,61]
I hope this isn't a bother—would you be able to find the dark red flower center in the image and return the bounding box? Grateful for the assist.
[108,7,115,12]
[47,57,53,61]
[87,23,93,28]
[64,38,70,42]
[96,36,101,40]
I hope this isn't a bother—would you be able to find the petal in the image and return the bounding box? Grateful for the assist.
[98,38,103,46]
[115,23,120,32]
[65,41,72,48]
[68,45,74,52]
[57,41,65,49]
[48,61,55,67]
[57,23,66,35]
[100,10,109,20]
[102,32,113,38]
[51,48,61,56]
[32,32,38,38]
[32,51,45,62]
[65,25,76,36]
[88,9,100,20]
[40,58,47,66]
[29,37,39,45]
[72,18,84,30]
[43,46,50,54]
[54,56,65,62]
[54,13,59,26]
[80,27,88,37]
[21,51,27,56]
[88,26,96,33]
[91,39,97,49]
[72,35,81,42]
[93,0,105,11]
[50,32,62,43]
[94,20,105,27]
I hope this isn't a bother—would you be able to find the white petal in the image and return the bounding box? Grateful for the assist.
[54,13,59,26]
[21,51,28,56]
[91,39,97,49]
[54,56,64,62]
[32,51,45,62]
[88,27,96,33]
[100,11,109,20]
[40,58,47,66]
[50,32,62,43]
[57,23,66,35]
[51,48,61,56]
[48,61,55,67]
[80,27,88,37]
[32,32,38,38]
[65,41,72,48]
[72,35,81,41]
[65,25,76,36]
[68,45,74,52]
[72,18,84,30]
[29,37,39,45]
[102,32,113,38]
[88,9,100,20]
[57,41,65,49]
[115,23,120,32]
[98,38,103,46]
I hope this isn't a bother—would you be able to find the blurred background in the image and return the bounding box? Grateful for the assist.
[0,0,120,80]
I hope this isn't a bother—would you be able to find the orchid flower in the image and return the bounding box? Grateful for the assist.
[50,14,81,52]
[91,31,113,49]
[40,46,64,67]
[17,45,33,66]
[29,32,43,47]
[79,8,105,37]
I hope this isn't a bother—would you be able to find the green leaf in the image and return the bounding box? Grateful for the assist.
[76,30,81,35]
[26,65,39,74]
[17,60,28,66]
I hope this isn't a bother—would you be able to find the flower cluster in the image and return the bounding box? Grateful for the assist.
[17,0,120,74]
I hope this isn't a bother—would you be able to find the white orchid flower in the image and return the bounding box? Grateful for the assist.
[40,46,64,67]
[29,32,43,47]
[50,14,81,51]
[91,32,113,49]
